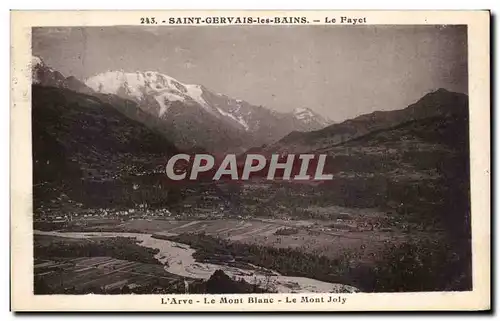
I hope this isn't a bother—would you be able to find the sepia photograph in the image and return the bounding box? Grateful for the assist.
[10,10,490,312]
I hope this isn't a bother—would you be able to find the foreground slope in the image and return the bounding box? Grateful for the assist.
[32,85,181,212]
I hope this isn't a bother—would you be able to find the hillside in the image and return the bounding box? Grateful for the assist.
[261,89,468,154]
[231,90,470,240]
[32,85,182,212]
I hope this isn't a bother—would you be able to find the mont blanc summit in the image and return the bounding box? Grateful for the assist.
[85,69,333,153]
[86,71,211,117]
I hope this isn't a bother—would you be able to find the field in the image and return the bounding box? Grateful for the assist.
[34,255,184,294]
[33,234,188,294]
[55,219,364,258]
[34,234,280,294]
[40,214,443,264]
[33,215,469,293]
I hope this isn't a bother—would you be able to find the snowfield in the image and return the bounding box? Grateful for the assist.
[84,68,330,132]
[85,70,217,116]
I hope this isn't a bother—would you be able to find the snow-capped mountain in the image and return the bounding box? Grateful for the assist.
[293,107,332,128]
[31,58,333,154]
[86,70,268,132]
[85,70,332,152]
[86,71,214,118]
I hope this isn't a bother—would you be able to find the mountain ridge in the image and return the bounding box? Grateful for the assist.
[32,56,94,95]
[32,56,335,154]
[85,69,333,153]
[259,88,468,154]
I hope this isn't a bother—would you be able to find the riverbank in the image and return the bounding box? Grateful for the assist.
[34,230,359,293]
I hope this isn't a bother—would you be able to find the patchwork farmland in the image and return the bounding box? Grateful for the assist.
[34,256,182,294]
[53,216,432,261]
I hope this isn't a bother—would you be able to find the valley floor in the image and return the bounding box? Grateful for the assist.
[33,215,460,294]
[43,217,443,259]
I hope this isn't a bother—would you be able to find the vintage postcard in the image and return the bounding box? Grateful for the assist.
[10,10,490,312]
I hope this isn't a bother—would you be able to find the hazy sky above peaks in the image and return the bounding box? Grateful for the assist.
[32,25,467,122]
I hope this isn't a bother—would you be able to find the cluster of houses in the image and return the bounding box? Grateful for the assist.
[34,205,174,223]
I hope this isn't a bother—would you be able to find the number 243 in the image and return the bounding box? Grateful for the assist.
[140,17,157,24]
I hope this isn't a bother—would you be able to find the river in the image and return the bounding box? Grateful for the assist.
[34,230,359,293]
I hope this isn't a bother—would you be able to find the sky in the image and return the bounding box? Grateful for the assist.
[32,25,467,122]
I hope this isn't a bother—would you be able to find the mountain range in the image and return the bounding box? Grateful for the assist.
[30,55,332,208]
[32,56,333,154]
[84,70,332,154]
[259,88,469,155]
[31,55,469,235]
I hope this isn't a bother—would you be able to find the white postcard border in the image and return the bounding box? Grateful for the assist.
[10,10,491,312]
